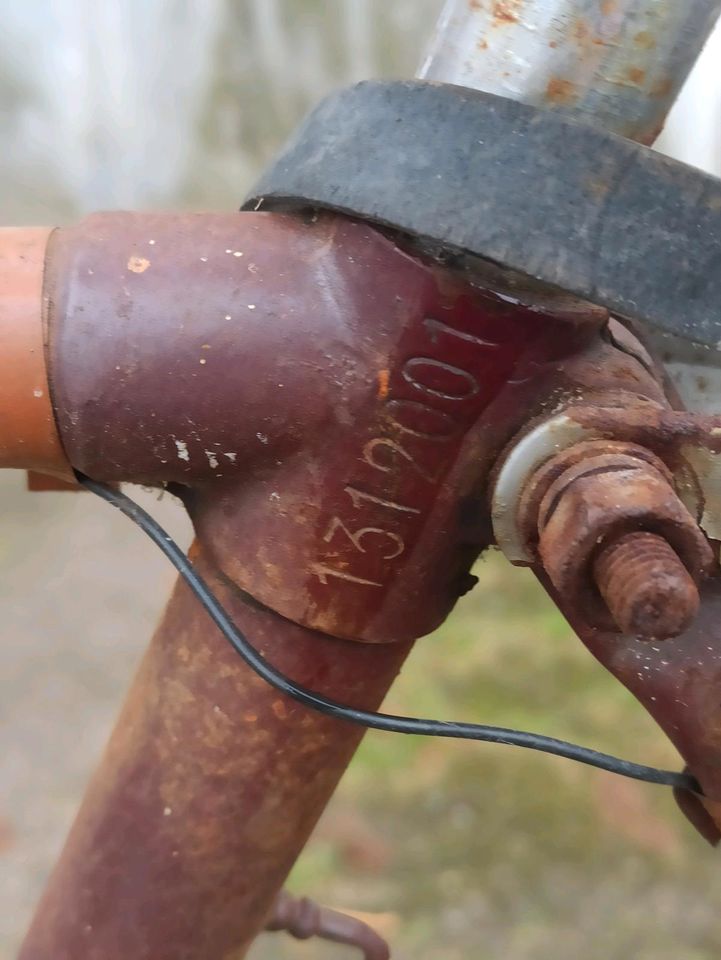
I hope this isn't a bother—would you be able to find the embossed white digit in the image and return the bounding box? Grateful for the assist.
[402,358,480,400]
[310,562,383,588]
[385,399,458,441]
[344,486,421,515]
[423,316,500,349]
[323,516,405,561]
[363,437,439,482]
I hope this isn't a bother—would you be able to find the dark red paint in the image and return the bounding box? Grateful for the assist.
[47,210,603,643]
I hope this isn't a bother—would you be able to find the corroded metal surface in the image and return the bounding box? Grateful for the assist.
[593,532,701,641]
[494,402,721,565]
[515,439,672,559]
[523,376,721,821]
[46,209,602,644]
[554,575,721,806]
[535,447,713,635]
[266,889,390,960]
[420,0,721,144]
[18,546,412,960]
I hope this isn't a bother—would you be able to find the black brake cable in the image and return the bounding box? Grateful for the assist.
[78,473,700,795]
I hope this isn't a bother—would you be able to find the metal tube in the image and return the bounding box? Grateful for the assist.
[0,228,73,479]
[419,0,721,144]
[18,546,413,960]
[558,574,721,810]
[42,210,602,645]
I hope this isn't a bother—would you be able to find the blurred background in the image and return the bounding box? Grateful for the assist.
[1,3,721,958]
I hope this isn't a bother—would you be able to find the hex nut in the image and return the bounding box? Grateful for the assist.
[537,453,714,631]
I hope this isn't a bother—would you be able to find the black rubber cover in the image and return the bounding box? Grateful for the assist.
[245,81,721,349]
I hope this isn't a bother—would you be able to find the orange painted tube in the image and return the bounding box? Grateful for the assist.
[0,228,72,480]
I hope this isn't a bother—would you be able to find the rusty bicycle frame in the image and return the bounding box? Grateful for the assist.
[5,2,721,957]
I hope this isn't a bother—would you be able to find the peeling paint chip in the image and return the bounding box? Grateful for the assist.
[271,699,288,720]
[377,369,390,400]
[174,439,190,462]
[127,256,151,274]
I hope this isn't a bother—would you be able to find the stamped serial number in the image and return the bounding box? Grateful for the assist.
[311,313,501,589]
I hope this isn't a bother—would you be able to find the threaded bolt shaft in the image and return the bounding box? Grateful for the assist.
[593,532,700,641]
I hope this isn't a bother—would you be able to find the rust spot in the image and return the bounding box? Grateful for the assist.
[491,0,521,24]
[243,711,259,723]
[594,532,700,641]
[652,76,674,99]
[549,40,558,48]
[546,77,578,106]
[626,67,646,86]
[584,176,612,202]
[127,255,150,274]
[574,18,590,42]
[572,17,605,49]
[468,0,483,8]
[377,369,390,400]
[272,699,289,720]
[640,121,665,146]
[600,0,616,14]
[477,38,489,50]
[634,30,656,50]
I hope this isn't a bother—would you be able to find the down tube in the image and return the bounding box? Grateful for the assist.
[18,544,413,960]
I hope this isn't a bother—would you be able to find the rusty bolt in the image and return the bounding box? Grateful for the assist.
[525,443,714,640]
[593,531,700,640]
